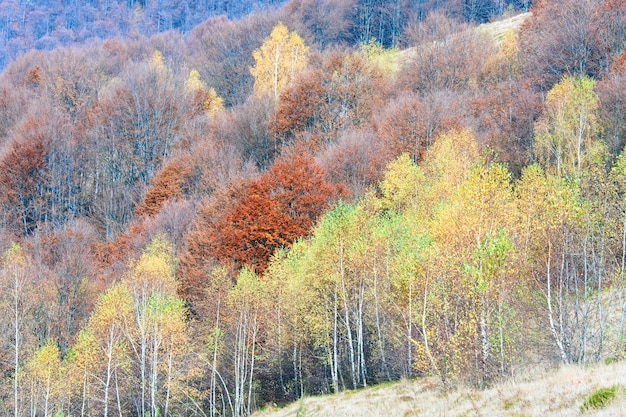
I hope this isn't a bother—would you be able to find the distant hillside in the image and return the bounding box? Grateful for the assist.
[477,11,530,41]
[0,0,535,71]
[253,360,626,416]
[0,0,286,69]
[397,11,531,68]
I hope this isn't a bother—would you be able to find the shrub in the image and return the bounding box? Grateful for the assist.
[580,385,621,412]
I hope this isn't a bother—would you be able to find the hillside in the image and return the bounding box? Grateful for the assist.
[254,361,626,416]
[0,0,287,69]
[478,11,530,41]
[0,0,626,416]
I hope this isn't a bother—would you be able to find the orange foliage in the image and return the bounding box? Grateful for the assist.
[135,155,194,218]
[178,181,249,313]
[208,152,337,274]
[271,69,325,140]
[179,152,340,313]
[0,117,50,235]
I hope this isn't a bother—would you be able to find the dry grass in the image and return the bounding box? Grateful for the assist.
[252,360,626,417]
[395,12,530,69]
[477,12,531,43]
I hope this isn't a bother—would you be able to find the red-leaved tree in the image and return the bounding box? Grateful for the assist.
[179,151,340,313]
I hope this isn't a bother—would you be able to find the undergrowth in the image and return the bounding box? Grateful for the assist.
[580,384,622,412]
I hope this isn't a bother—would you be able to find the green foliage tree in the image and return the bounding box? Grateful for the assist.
[122,235,188,417]
[534,75,603,178]
[23,339,62,417]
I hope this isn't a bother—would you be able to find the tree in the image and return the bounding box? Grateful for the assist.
[23,339,62,417]
[185,69,224,118]
[518,0,619,90]
[134,156,194,218]
[375,92,464,164]
[84,55,185,238]
[186,13,277,106]
[0,117,50,235]
[190,152,338,277]
[64,330,99,417]
[282,0,357,48]
[378,153,424,213]
[250,22,310,101]
[398,13,492,94]
[270,68,326,142]
[29,222,98,355]
[122,235,188,417]
[534,75,602,178]
[227,267,265,417]
[597,66,626,157]
[451,163,517,385]
[292,201,368,392]
[0,243,37,417]
[87,282,134,417]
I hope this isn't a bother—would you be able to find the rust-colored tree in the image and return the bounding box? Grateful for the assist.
[209,152,337,275]
[179,152,340,313]
[270,48,389,145]
[134,155,194,219]
[270,68,325,142]
[178,181,248,316]
[0,117,50,236]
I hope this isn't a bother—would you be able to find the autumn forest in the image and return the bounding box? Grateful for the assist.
[1,0,626,416]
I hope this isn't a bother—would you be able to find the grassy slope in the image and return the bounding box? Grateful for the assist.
[477,12,531,42]
[253,360,626,416]
[395,11,531,67]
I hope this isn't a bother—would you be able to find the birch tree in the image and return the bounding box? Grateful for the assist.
[122,235,188,417]
[0,244,35,417]
[88,283,133,417]
[534,75,602,178]
[250,22,309,100]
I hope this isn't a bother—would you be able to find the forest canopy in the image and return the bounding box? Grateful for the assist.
[1,0,626,416]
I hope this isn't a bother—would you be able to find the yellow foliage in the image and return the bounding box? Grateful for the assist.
[24,339,63,412]
[64,329,99,397]
[534,75,602,178]
[186,69,224,117]
[420,129,480,208]
[204,87,224,117]
[185,69,206,92]
[27,339,61,381]
[379,153,425,213]
[124,234,177,297]
[151,50,165,70]
[479,28,519,84]
[500,29,518,65]
[88,282,134,339]
[250,22,309,100]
